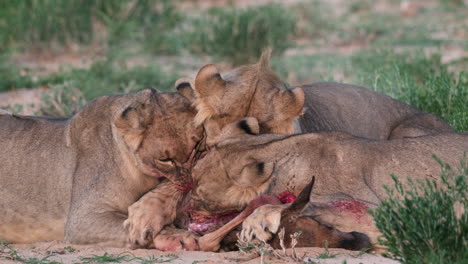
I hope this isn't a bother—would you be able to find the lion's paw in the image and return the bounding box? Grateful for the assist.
[240,204,285,243]
[124,201,166,249]
[154,228,200,251]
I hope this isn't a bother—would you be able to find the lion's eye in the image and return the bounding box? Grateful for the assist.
[156,158,174,167]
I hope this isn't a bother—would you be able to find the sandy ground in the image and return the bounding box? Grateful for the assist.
[0,241,399,264]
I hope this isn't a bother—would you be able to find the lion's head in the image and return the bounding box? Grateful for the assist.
[188,117,284,215]
[115,89,204,184]
[187,117,347,215]
[177,50,304,145]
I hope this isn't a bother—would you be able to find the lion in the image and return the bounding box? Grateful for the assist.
[0,89,203,247]
[187,118,467,248]
[179,49,452,144]
[122,51,453,249]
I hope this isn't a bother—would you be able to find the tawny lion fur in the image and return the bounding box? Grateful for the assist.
[124,51,453,249]
[188,118,467,247]
[184,49,452,143]
[0,89,202,247]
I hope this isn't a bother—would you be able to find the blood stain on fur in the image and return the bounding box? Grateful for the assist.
[329,200,369,219]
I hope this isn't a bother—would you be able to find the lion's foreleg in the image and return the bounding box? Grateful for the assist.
[124,181,183,249]
[64,207,130,247]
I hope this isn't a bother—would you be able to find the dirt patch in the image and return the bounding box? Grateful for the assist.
[12,50,97,77]
[0,241,399,264]
[0,87,46,115]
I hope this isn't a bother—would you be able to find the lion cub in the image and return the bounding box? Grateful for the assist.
[179,49,452,144]
[188,118,467,246]
[0,89,203,247]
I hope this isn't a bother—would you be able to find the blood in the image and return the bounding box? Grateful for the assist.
[187,194,282,234]
[175,181,193,193]
[188,212,238,234]
[277,191,296,204]
[328,200,370,218]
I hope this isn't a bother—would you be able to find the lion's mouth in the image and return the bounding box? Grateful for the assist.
[187,191,296,234]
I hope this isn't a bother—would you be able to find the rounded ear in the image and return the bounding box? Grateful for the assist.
[194,64,226,98]
[175,77,196,103]
[236,118,260,135]
[274,87,305,120]
[114,88,157,150]
[210,117,260,145]
[236,161,275,187]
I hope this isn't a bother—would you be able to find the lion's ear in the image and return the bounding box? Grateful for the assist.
[175,77,196,103]
[235,161,275,187]
[235,118,260,135]
[114,89,156,150]
[194,64,226,98]
[211,117,259,145]
[274,87,305,121]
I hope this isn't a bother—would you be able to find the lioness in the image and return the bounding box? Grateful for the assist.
[123,51,453,248]
[184,50,452,143]
[0,89,203,247]
[188,118,467,246]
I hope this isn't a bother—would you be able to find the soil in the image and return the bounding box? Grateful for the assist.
[1,241,400,264]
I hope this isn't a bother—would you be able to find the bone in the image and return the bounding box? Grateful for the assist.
[198,194,281,251]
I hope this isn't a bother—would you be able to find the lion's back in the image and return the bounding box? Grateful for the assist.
[0,114,74,243]
[298,82,451,139]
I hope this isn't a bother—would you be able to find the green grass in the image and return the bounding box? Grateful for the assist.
[371,156,468,264]
[349,51,468,132]
[293,0,467,49]
[1,243,177,264]
[0,0,466,126]
[18,256,63,264]
[44,60,177,116]
[272,50,468,132]
[0,241,62,264]
[0,0,119,52]
[78,252,134,263]
[0,0,294,60]
[0,0,180,54]
[438,0,466,9]
[48,60,177,100]
[188,4,297,65]
[0,57,178,116]
[0,55,38,91]
[103,0,181,55]
[63,246,76,253]
[293,0,337,39]
[1,54,180,117]
[316,241,337,259]
[0,240,22,261]
[1,58,178,117]
[39,81,87,117]
[78,253,177,264]
[136,254,178,264]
